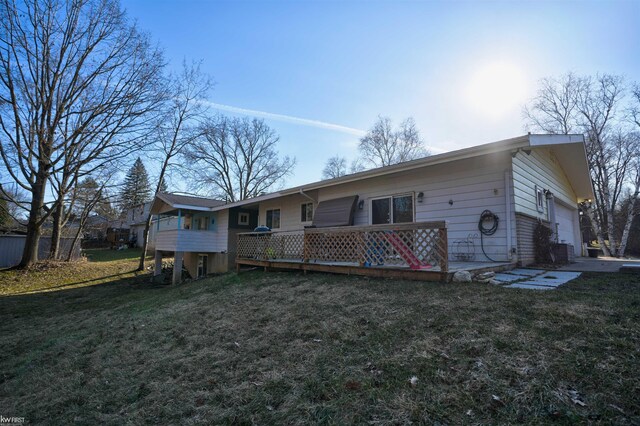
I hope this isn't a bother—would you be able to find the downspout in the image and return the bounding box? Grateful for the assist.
[504,170,513,261]
[177,209,182,229]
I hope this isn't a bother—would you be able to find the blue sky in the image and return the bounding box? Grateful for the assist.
[121,0,640,190]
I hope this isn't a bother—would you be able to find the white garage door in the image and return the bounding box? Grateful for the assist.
[555,203,578,248]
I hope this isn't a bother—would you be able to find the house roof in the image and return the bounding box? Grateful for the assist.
[206,134,594,212]
[150,192,226,214]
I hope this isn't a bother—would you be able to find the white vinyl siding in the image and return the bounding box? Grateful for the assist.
[154,209,228,253]
[247,153,520,262]
[512,148,577,219]
[258,192,319,232]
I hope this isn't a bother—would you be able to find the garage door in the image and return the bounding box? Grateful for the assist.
[555,203,578,248]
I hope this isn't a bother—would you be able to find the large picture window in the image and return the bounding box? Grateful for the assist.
[266,208,280,229]
[371,194,414,224]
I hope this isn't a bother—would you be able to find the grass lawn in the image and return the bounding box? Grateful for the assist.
[0,248,147,296]
[0,268,639,424]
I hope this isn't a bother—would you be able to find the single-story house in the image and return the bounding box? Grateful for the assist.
[149,134,594,283]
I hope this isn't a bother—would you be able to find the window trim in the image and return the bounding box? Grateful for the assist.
[238,212,250,226]
[535,185,545,213]
[300,202,314,223]
[369,193,415,225]
[265,207,281,230]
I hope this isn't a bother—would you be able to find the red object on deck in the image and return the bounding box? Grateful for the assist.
[384,232,432,270]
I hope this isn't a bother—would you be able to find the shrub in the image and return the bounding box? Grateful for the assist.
[534,221,553,263]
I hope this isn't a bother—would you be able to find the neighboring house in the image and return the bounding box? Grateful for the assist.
[125,202,151,247]
[150,134,594,283]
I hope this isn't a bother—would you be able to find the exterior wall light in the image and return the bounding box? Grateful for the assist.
[417,192,424,203]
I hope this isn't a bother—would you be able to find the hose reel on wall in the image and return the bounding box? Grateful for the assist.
[478,209,499,262]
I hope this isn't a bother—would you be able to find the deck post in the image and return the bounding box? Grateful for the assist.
[173,251,184,284]
[439,227,448,273]
[154,250,162,276]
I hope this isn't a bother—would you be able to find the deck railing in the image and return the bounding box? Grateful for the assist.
[236,222,448,272]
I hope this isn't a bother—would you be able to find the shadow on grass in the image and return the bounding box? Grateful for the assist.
[3,269,154,297]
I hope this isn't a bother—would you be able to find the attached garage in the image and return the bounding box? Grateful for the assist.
[555,202,580,248]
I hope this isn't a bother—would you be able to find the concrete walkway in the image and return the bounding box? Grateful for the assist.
[556,256,640,273]
[493,268,582,291]
[492,256,640,291]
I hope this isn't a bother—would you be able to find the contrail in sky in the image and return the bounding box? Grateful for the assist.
[203,101,367,137]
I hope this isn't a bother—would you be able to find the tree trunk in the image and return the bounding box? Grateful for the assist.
[586,206,611,257]
[137,214,153,271]
[67,214,87,262]
[618,185,639,257]
[49,202,64,260]
[618,203,636,258]
[605,207,619,257]
[19,173,47,267]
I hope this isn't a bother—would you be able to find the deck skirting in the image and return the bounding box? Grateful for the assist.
[236,258,447,281]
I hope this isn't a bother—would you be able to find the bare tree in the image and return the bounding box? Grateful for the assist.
[358,116,428,167]
[349,158,366,174]
[184,116,295,202]
[138,61,212,271]
[66,173,116,262]
[0,180,28,225]
[524,73,640,256]
[0,0,165,267]
[322,155,347,180]
[523,73,580,134]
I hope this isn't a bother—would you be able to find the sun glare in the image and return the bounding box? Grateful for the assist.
[465,61,528,120]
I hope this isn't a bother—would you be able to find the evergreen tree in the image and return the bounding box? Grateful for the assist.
[120,158,152,211]
[158,177,168,193]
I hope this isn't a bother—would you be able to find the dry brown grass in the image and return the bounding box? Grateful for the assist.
[0,269,639,424]
[0,249,146,296]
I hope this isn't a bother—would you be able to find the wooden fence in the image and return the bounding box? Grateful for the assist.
[236,222,448,272]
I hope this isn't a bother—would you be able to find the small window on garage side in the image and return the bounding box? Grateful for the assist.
[238,212,250,226]
[535,185,545,212]
[301,202,313,223]
[266,208,280,229]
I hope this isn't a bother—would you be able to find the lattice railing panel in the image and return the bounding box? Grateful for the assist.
[237,222,448,272]
[236,231,304,261]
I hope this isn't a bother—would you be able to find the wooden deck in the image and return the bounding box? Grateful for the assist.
[235,257,514,282]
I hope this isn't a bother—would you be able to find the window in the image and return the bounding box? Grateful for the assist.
[238,212,250,226]
[371,194,414,224]
[198,216,209,230]
[193,217,208,230]
[266,208,280,229]
[301,202,313,222]
[535,185,545,213]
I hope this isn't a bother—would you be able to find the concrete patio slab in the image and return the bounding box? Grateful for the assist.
[506,283,555,290]
[493,273,524,283]
[508,268,546,277]
[557,256,640,273]
[502,271,581,290]
[535,271,582,282]
[515,280,565,288]
[620,264,640,273]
